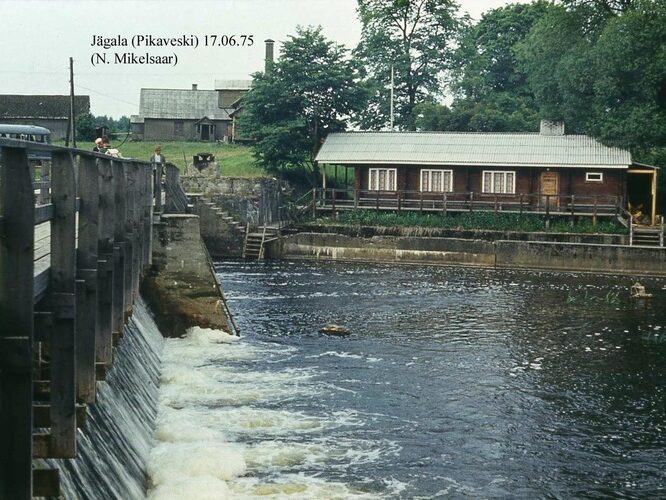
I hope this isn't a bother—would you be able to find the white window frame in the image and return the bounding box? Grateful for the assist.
[368,168,397,191]
[482,171,516,194]
[420,169,453,193]
[585,172,603,182]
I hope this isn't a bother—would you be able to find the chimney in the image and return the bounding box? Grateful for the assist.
[264,39,275,73]
[192,83,198,91]
[540,119,565,136]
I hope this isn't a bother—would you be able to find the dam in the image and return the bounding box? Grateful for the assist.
[1,136,665,498]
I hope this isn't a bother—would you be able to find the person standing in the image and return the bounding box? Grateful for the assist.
[150,145,165,166]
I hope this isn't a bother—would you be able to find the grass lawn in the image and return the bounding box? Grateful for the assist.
[55,140,266,178]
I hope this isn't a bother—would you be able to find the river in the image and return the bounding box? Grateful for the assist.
[148,261,666,498]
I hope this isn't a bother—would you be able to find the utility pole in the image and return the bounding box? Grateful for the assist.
[390,64,394,130]
[69,57,76,148]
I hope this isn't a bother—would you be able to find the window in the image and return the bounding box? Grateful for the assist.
[174,120,184,136]
[420,169,453,193]
[369,168,397,191]
[586,172,603,182]
[482,171,515,194]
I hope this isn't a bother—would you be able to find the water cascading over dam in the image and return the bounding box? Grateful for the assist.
[45,299,164,498]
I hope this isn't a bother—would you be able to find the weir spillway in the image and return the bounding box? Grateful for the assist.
[0,137,233,497]
[46,299,163,498]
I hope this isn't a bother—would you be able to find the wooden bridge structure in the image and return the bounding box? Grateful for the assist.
[0,138,184,498]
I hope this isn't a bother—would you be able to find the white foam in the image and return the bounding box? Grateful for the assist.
[149,324,392,499]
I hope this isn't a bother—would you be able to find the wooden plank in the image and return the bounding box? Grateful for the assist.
[0,146,35,500]
[34,204,54,225]
[124,161,136,313]
[33,404,87,428]
[76,155,99,402]
[33,468,60,498]
[154,161,163,213]
[48,150,77,458]
[97,158,114,365]
[112,160,127,339]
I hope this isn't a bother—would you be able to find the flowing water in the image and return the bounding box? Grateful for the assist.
[146,260,666,499]
[49,298,164,498]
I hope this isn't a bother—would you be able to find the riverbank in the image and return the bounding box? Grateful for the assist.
[270,229,666,276]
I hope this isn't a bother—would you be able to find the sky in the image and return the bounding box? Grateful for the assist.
[0,0,529,118]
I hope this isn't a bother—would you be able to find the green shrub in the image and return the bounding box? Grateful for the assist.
[327,210,626,234]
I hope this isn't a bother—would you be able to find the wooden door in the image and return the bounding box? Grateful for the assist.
[540,171,559,208]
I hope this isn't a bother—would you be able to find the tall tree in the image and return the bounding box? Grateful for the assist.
[451,1,553,101]
[515,4,596,132]
[355,0,462,130]
[240,26,367,182]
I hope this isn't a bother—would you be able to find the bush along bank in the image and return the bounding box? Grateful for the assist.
[319,210,626,235]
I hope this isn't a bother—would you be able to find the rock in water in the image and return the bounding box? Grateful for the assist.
[319,324,351,336]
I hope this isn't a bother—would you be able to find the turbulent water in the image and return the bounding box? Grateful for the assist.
[147,260,666,499]
[51,299,164,499]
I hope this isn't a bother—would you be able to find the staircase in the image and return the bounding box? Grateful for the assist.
[631,226,664,247]
[244,225,280,260]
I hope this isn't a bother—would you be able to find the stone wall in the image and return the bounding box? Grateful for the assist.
[180,176,286,225]
[270,232,666,276]
[141,214,232,337]
[194,202,245,258]
[298,223,628,245]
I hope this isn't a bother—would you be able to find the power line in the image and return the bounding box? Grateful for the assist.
[73,84,138,107]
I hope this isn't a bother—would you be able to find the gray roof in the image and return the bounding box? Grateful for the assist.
[138,89,230,120]
[315,132,632,169]
[214,79,252,90]
[0,94,90,119]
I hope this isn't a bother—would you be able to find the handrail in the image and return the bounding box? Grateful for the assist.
[258,224,268,260]
[200,242,241,337]
[312,188,622,220]
[1,139,156,494]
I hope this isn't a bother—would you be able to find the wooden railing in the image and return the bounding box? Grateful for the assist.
[0,138,156,498]
[311,188,622,222]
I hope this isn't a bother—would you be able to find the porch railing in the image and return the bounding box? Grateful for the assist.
[311,188,622,221]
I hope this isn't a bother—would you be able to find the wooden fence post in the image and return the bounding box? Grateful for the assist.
[49,150,77,458]
[112,160,127,343]
[123,162,136,316]
[76,155,99,402]
[143,165,153,269]
[154,162,162,213]
[97,158,115,365]
[0,146,35,500]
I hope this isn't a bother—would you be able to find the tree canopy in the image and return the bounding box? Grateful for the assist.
[354,0,462,130]
[240,26,367,183]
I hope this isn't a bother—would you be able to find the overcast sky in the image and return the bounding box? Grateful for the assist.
[0,0,529,117]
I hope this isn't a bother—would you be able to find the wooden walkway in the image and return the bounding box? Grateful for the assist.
[0,138,167,498]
